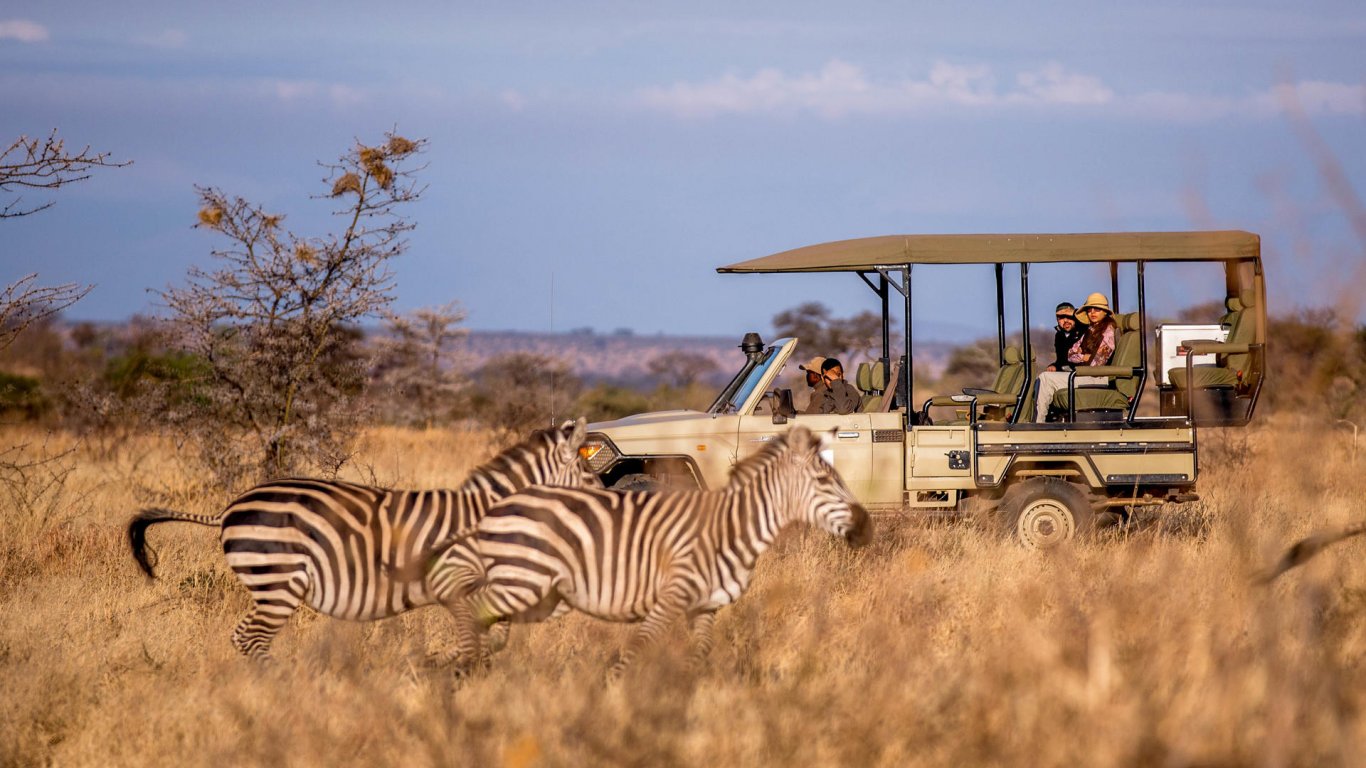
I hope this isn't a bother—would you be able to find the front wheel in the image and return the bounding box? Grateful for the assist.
[999,478,1095,550]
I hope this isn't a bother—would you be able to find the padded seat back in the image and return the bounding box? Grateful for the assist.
[992,346,1027,397]
[856,360,888,410]
[1111,313,1143,398]
[1222,288,1257,377]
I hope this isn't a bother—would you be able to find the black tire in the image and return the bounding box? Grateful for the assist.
[998,478,1095,549]
[611,473,658,492]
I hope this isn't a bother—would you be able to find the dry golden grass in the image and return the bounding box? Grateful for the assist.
[3,420,1366,766]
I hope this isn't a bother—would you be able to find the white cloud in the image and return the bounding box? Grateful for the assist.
[639,59,1363,122]
[1252,80,1366,117]
[0,19,49,43]
[267,79,367,108]
[638,59,1114,118]
[1012,63,1113,106]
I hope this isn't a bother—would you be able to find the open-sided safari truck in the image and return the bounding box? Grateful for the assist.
[579,231,1266,548]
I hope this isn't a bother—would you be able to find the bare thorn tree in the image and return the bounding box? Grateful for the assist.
[374,302,468,429]
[0,274,91,353]
[160,132,428,486]
[1,130,129,219]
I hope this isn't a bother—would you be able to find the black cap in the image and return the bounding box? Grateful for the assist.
[821,357,843,373]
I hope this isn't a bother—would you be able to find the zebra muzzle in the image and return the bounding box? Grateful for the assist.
[844,505,873,548]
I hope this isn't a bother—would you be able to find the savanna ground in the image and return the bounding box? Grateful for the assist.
[2,420,1365,767]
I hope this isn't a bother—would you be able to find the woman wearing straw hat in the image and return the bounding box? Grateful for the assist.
[1033,292,1118,422]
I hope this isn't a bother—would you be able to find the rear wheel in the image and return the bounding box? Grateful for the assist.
[999,478,1095,549]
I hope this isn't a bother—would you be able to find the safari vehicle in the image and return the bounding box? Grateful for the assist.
[578,231,1266,548]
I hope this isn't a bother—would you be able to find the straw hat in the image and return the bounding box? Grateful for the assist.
[798,356,827,374]
[1075,292,1112,324]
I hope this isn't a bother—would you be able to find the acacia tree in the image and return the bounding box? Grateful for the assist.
[1,130,127,219]
[772,301,887,363]
[373,302,468,428]
[0,274,90,353]
[1,130,123,348]
[160,133,426,485]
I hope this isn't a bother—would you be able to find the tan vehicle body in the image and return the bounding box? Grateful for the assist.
[583,338,1196,512]
[580,231,1261,547]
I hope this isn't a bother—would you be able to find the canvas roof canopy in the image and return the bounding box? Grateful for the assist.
[716,231,1260,273]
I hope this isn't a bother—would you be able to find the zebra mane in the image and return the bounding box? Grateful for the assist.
[459,425,565,494]
[727,429,811,488]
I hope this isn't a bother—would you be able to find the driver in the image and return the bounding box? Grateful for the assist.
[806,357,860,415]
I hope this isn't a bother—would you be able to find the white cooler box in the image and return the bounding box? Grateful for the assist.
[1156,324,1228,385]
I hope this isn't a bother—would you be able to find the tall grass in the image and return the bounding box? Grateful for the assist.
[2,419,1364,766]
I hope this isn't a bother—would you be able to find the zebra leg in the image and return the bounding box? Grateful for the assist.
[608,586,691,680]
[427,542,493,669]
[686,610,718,671]
[438,595,492,674]
[487,598,571,656]
[487,621,511,653]
[230,572,308,661]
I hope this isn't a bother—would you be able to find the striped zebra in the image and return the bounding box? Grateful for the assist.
[127,418,597,660]
[424,424,872,676]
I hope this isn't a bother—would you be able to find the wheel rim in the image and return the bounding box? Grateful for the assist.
[1015,498,1076,549]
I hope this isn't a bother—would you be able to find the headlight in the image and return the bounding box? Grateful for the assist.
[579,436,618,472]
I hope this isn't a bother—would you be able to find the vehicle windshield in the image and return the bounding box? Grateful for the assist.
[714,346,777,415]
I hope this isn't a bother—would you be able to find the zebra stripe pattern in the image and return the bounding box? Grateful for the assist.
[429,424,872,676]
[128,418,596,660]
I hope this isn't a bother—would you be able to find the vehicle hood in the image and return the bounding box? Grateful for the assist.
[588,410,713,434]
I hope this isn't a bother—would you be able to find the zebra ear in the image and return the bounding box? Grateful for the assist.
[559,416,589,460]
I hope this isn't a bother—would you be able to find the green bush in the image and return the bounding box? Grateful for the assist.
[0,372,49,420]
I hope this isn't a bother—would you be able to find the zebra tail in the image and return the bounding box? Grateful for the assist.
[128,507,221,580]
[1256,521,1366,585]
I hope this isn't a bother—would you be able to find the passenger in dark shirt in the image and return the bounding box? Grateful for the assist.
[805,357,861,415]
[1046,302,1084,372]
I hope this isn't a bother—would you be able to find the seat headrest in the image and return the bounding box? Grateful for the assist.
[1003,346,1023,364]
[1119,312,1142,332]
[855,362,872,390]
[870,360,887,389]
[1239,287,1257,309]
[1225,296,1244,313]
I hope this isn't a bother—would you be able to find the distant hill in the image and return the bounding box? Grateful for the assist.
[461,329,957,384]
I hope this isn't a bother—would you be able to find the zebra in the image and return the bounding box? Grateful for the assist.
[127,418,598,660]
[422,424,872,677]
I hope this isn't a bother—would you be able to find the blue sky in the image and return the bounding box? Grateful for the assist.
[3,1,1364,341]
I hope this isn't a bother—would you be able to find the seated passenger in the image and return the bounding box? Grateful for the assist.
[797,355,827,412]
[805,357,861,415]
[1045,302,1083,372]
[1032,293,1117,422]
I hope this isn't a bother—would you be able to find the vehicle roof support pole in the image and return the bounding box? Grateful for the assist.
[995,263,1006,364]
[1110,261,1120,314]
[875,265,912,428]
[1130,260,1149,423]
[904,266,913,427]
[1020,263,1032,374]
[880,274,890,365]
[858,270,894,368]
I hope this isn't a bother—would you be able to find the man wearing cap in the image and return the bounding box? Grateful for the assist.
[1045,302,1084,373]
[1033,293,1117,422]
[798,356,827,412]
[805,357,861,415]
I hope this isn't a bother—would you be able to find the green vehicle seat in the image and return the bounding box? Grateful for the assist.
[927,345,1031,423]
[854,360,889,411]
[1051,312,1143,414]
[1168,288,1257,390]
